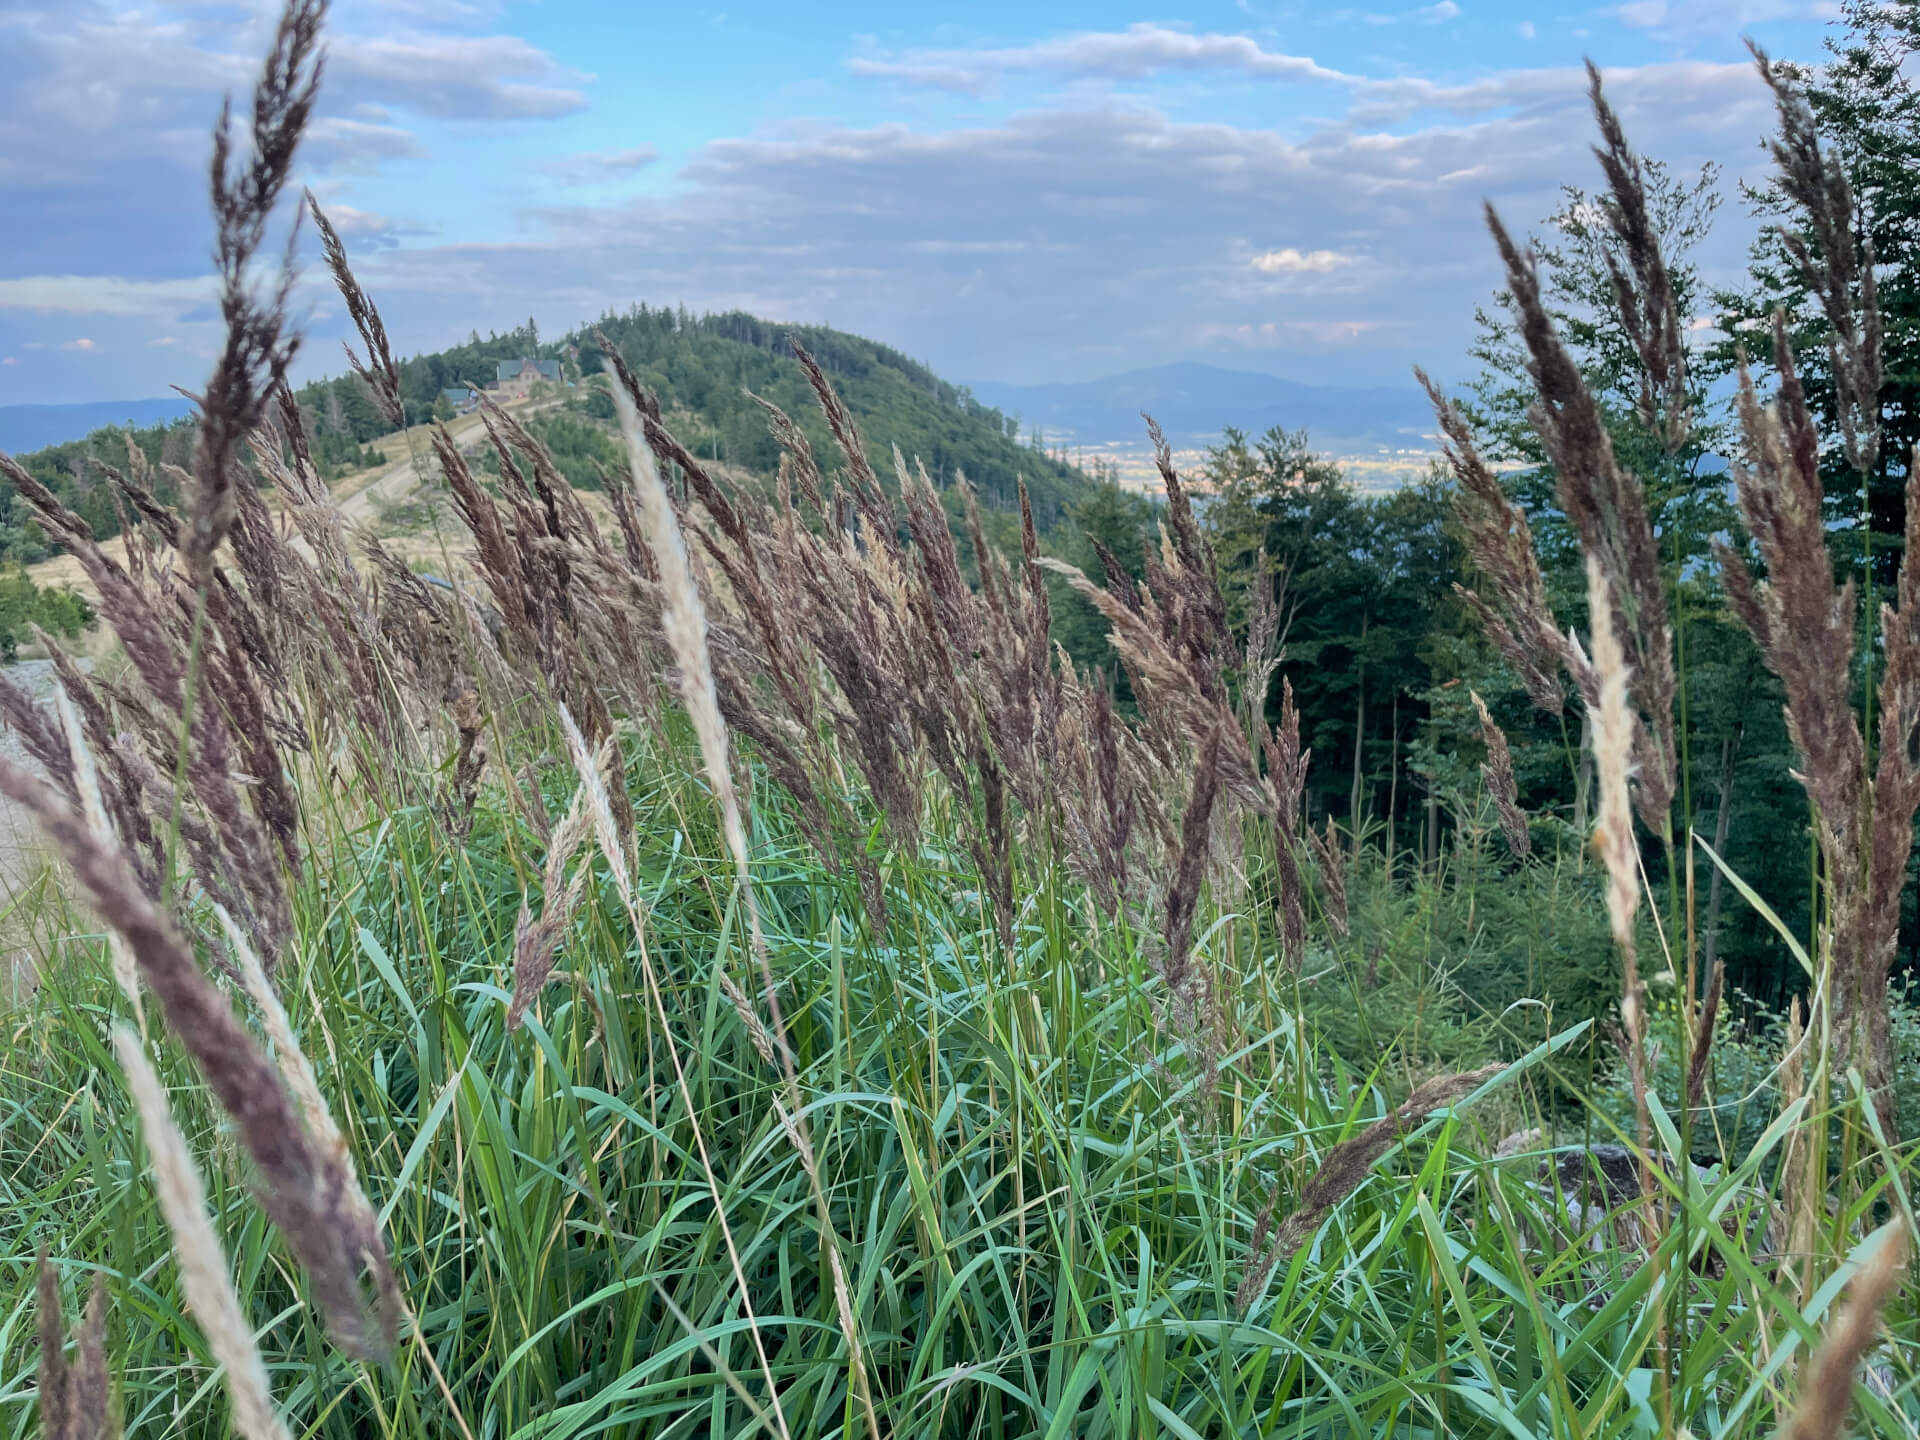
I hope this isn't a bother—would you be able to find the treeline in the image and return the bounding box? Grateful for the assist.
[2,305,1090,572]
[1153,0,1920,1021]
[578,307,1087,522]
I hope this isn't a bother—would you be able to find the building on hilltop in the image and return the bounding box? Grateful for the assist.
[491,357,563,398]
[441,385,480,414]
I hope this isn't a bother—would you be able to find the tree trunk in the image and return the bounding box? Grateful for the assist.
[1384,691,1401,876]
[1573,711,1594,861]
[1349,611,1369,842]
[1425,777,1440,875]
[1703,725,1743,975]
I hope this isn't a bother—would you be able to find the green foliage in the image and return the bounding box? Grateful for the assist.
[1202,427,1474,831]
[0,419,194,565]
[583,306,1088,524]
[0,566,92,659]
[1716,0,1920,583]
[4,718,1909,1438]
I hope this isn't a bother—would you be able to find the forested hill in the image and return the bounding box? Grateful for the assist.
[0,306,1097,565]
[299,306,1095,523]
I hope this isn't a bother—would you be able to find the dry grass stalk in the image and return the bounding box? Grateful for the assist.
[1484,200,1676,831]
[1263,680,1310,971]
[1683,956,1723,1116]
[1236,1063,1505,1310]
[1587,558,1659,1215]
[1586,62,1691,453]
[506,762,596,1032]
[1472,691,1531,857]
[185,0,326,586]
[1783,1225,1907,1440]
[113,1027,291,1440]
[1751,43,1881,477]
[553,711,798,1440]
[1420,371,1592,716]
[35,1251,113,1440]
[308,195,403,429]
[1305,817,1349,937]
[1712,47,1906,1139]
[1159,726,1223,1081]
[216,902,361,1217]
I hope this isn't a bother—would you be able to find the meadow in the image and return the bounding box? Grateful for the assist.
[2,1,1919,1437]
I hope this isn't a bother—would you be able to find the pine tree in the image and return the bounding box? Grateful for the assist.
[1718,0,1920,582]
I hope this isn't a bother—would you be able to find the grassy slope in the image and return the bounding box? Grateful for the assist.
[5,708,1898,1437]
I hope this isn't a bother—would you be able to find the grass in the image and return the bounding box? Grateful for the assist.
[1,713,1911,1437]
[0,3,1916,1437]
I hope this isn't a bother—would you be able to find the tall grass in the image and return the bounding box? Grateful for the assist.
[0,3,1915,1437]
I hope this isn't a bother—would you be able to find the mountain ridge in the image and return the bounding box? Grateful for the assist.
[966,361,1437,457]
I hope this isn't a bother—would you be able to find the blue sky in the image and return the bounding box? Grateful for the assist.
[0,0,1838,405]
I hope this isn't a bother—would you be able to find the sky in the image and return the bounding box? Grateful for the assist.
[0,0,1843,405]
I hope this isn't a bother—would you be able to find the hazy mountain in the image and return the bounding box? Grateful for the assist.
[967,362,1437,457]
[0,397,194,455]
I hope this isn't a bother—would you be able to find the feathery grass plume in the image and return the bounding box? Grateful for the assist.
[1240,558,1285,731]
[1237,1063,1504,1310]
[0,666,76,796]
[1783,1225,1907,1440]
[113,1028,290,1440]
[35,1252,112,1440]
[446,687,487,839]
[1484,192,1676,830]
[1305,817,1349,937]
[1263,680,1310,972]
[606,385,756,922]
[1716,352,1918,1132]
[307,195,402,429]
[1751,43,1881,478]
[1040,555,1267,812]
[0,757,396,1358]
[506,770,596,1031]
[0,452,297,957]
[1586,61,1691,453]
[746,390,826,513]
[1419,371,1593,715]
[791,341,893,537]
[1472,691,1531,858]
[186,0,326,585]
[1586,558,1657,1209]
[1162,726,1223,994]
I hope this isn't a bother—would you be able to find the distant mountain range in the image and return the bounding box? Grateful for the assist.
[967,363,1437,457]
[0,398,194,455]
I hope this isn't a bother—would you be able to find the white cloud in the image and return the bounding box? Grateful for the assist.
[1612,0,1837,28]
[61,337,98,351]
[1417,1,1463,20]
[847,23,1352,94]
[542,145,661,185]
[328,32,589,120]
[1250,247,1356,274]
[0,356,16,366]
[313,59,1772,390]
[0,275,216,316]
[1518,20,1537,38]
